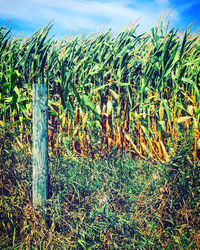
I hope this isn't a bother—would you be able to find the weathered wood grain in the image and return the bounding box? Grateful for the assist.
[32,84,48,205]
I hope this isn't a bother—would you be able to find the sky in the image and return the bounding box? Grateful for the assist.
[0,0,200,39]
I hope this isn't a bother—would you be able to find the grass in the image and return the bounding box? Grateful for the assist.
[0,127,200,249]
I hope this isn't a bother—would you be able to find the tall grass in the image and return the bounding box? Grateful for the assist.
[0,129,199,248]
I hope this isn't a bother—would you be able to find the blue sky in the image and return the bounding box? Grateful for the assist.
[0,0,199,39]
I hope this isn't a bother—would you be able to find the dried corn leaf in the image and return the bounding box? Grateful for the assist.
[176,116,192,123]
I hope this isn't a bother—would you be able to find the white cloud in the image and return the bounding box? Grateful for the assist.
[155,0,169,5]
[0,0,183,36]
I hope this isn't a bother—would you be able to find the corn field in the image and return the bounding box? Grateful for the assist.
[1,18,200,249]
[0,18,200,161]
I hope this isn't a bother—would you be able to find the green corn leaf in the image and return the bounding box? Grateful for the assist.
[158,120,166,132]
[179,30,188,61]
[81,94,100,120]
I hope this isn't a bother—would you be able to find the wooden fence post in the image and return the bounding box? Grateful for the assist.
[32,84,48,205]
